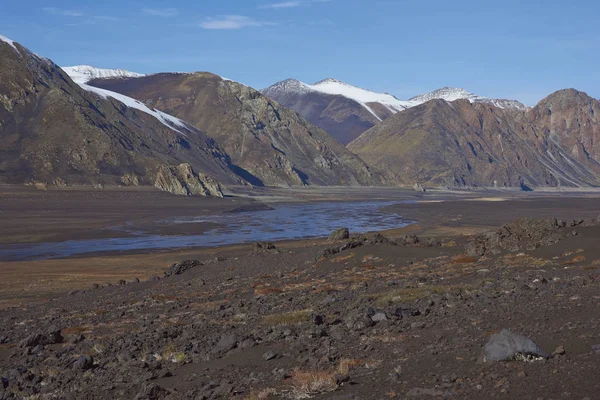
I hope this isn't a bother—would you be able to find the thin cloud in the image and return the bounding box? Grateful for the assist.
[200,15,274,30]
[260,0,331,9]
[42,7,84,17]
[142,8,179,17]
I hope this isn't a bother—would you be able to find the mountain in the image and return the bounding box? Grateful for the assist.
[261,79,410,145]
[262,79,528,144]
[348,91,600,188]
[409,87,529,111]
[62,65,145,83]
[87,72,383,187]
[0,36,243,196]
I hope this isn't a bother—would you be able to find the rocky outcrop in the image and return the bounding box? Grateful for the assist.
[154,164,224,197]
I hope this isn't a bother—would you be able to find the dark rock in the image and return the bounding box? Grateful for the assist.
[313,314,325,325]
[345,312,375,330]
[164,260,203,277]
[215,335,237,352]
[317,237,365,260]
[73,355,94,370]
[369,233,397,245]
[253,242,278,253]
[482,329,550,362]
[592,344,600,354]
[20,328,63,348]
[401,234,420,246]
[1,377,7,389]
[328,227,350,241]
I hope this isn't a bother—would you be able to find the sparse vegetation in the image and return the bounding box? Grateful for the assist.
[287,368,339,399]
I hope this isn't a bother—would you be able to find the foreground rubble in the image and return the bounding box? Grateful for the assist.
[1,218,599,399]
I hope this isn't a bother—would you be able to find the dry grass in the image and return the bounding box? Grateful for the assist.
[288,368,339,399]
[286,359,359,398]
[154,342,188,363]
[254,285,283,297]
[262,309,312,326]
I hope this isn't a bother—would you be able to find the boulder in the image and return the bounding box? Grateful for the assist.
[328,227,350,242]
[369,233,397,245]
[482,329,550,362]
[253,242,278,253]
[164,260,203,277]
[154,163,224,197]
[413,183,426,192]
[73,355,94,370]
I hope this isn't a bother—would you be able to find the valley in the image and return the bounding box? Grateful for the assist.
[1,25,600,400]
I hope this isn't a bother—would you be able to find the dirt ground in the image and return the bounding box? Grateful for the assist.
[0,204,599,398]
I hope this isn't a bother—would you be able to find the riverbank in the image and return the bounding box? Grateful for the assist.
[2,186,600,308]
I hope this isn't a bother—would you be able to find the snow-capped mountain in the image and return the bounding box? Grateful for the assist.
[264,78,411,122]
[410,87,529,111]
[62,65,145,85]
[263,78,530,144]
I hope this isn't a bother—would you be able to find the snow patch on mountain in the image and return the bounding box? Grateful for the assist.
[410,87,529,110]
[0,34,19,53]
[310,78,411,119]
[63,67,188,134]
[62,65,145,85]
[263,78,411,121]
[264,79,529,121]
[409,87,480,103]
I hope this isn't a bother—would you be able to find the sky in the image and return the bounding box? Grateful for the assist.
[1,0,599,105]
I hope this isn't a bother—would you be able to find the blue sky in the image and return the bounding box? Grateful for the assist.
[1,0,598,105]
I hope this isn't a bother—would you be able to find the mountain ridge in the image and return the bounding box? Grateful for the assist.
[0,36,245,195]
[348,90,600,188]
[262,78,529,144]
[85,71,385,187]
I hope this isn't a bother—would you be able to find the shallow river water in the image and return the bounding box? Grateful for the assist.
[0,201,412,261]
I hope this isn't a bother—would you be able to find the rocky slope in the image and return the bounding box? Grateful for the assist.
[89,73,382,187]
[348,92,600,188]
[262,79,528,144]
[0,37,243,195]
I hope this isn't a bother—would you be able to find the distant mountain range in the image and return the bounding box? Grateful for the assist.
[2,34,600,192]
[262,79,529,144]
